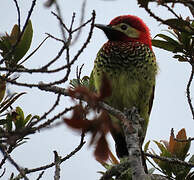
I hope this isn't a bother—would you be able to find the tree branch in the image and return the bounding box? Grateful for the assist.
[53,151,61,180]
[13,133,85,178]
[0,144,29,180]
[186,66,194,120]
[145,152,194,168]
[122,107,146,180]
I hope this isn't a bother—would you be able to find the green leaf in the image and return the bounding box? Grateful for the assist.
[6,113,12,132]
[70,79,80,88]
[16,106,24,121]
[172,164,190,179]
[180,32,192,50]
[154,33,180,46]
[70,76,90,89]
[148,168,155,174]
[0,75,6,103]
[14,20,33,62]
[24,114,32,125]
[162,29,179,39]
[14,117,23,130]
[32,115,40,120]
[10,24,20,45]
[152,40,175,52]
[188,155,194,163]
[173,55,188,62]
[15,141,27,148]
[165,18,192,33]
[153,140,168,154]
[191,20,194,28]
[25,115,39,127]
[152,39,183,53]
[144,140,150,152]
[81,76,90,88]
[14,106,25,129]
[1,20,33,68]
[181,141,191,160]
[0,34,12,53]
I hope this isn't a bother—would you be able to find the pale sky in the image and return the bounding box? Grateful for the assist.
[0,0,193,179]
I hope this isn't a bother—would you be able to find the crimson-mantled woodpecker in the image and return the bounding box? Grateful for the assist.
[90,15,157,158]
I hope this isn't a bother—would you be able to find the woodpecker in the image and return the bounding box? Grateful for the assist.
[90,15,157,158]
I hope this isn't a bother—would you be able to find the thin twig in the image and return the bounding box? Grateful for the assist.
[174,137,194,142]
[0,145,14,168]
[0,11,95,77]
[76,64,84,86]
[156,0,194,17]
[71,17,93,34]
[35,106,74,130]
[40,43,67,70]
[146,156,175,180]
[36,171,44,180]
[0,168,6,178]
[13,0,21,30]
[139,2,191,33]
[145,152,194,168]
[186,66,194,120]
[14,134,85,177]
[146,157,164,175]
[12,11,96,87]
[30,94,61,127]
[70,13,76,32]
[38,84,69,95]
[63,13,75,83]
[0,145,29,180]
[45,33,65,43]
[70,10,96,67]
[51,11,69,32]
[0,64,66,74]
[162,4,180,19]
[54,1,66,40]
[18,36,50,65]
[71,0,86,45]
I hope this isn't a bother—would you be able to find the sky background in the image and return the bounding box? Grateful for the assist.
[0,0,194,179]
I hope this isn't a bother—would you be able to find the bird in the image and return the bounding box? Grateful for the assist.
[89,15,157,159]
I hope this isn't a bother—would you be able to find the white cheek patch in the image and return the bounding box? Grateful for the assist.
[126,27,140,38]
[112,24,140,38]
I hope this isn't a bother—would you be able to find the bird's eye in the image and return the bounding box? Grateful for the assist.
[120,24,128,30]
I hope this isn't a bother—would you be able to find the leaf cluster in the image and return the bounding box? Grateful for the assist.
[145,129,194,179]
[0,75,39,153]
[0,20,33,68]
[152,19,194,63]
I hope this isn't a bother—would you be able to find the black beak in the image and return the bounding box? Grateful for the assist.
[94,24,113,32]
[94,24,122,41]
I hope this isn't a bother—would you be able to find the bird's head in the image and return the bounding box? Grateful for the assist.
[95,15,152,50]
